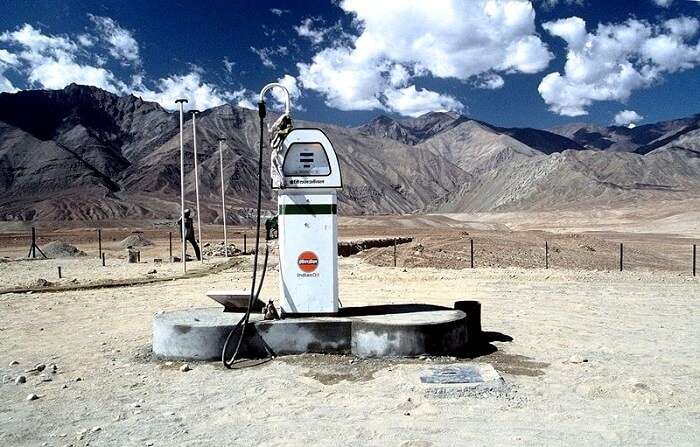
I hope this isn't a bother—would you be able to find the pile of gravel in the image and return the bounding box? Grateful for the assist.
[43,241,86,258]
[119,233,153,248]
[202,242,241,257]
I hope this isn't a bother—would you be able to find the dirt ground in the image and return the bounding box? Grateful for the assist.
[0,209,698,446]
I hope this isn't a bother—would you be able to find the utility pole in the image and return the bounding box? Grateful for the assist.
[175,98,188,273]
[218,137,228,258]
[192,111,203,263]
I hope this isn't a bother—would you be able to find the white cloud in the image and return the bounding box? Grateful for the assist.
[652,0,673,7]
[613,110,644,126]
[250,46,288,69]
[134,72,245,111]
[0,22,257,112]
[88,15,140,66]
[297,0,551,116]
[0,24,127,93]
[383,86,464,117]
[77,33,95,47]
[0,50,18,92]
[539,16,700,116]
[270,8,289,16]
[476,73,505,89]
[0,48,19,66]
[294,18,326,45]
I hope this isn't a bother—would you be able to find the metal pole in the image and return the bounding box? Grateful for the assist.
[243,234,247,254]
[192,112,203,263]
[102,253,106,267]
[176,98,188,273]
[32,227,36,258]
[218,138,228,258]
[97,228,102,259]
[57,266,62,279]
[470,238,474,268]
[619,243,623,272]
[545,241,549,269]
[393,238,397,267]
[169,231,173,262]
[693,244,696,277]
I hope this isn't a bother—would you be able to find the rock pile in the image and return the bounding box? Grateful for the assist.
[119,233,153,248]
[202,242,241,257]
[43,241,86,258]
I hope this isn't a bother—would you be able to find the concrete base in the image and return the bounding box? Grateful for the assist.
[152,302,481,361]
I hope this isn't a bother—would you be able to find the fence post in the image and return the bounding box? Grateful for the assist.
[97,228,102,259]
[619,243,623,272]
[32,227,36,258]
[57,266,62,279]
[393,238,397,267]
[693,244,696,277]
[470,238,474,268]
[243,234,247,254]
[545,241,549,269]
[169,232,173,262]
[102,253,106,267]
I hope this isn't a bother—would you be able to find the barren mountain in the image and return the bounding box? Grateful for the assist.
[0,85,466,221]
[358,112,585,154]
[0,84,698,222]
[549,115,700,154]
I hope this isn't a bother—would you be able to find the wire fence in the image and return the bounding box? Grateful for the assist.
[0,227,697,277]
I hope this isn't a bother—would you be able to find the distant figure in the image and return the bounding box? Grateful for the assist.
[177,209,201,261]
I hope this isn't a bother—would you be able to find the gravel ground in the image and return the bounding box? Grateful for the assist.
[0,256,698,446]
[0,257,232,290]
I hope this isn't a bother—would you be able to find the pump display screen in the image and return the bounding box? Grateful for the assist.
[283,143,331,176]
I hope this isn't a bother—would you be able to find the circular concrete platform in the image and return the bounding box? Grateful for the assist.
[153,303,480,360]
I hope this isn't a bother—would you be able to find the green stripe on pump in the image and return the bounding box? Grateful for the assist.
[278,204,337,215]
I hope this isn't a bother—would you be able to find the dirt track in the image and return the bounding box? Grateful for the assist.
[0,255,698,446]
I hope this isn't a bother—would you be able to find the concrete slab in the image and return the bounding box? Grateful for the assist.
[351,310,467,358]
[419,363,506,398]
[153,308,261,360]
[152,302,481,361]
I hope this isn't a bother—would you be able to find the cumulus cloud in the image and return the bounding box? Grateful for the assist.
[613,110,644,127]
[0,24,127,93]
[476,73,505,89]
[539,16,700,116]
[384,86,464,117]
[294,18,327,45]
[0,21,255,112]
[297,0,552,117]
[88,14,140,65]
[652,0,673,7]
[133,72,251,111]
[0,49,19,92]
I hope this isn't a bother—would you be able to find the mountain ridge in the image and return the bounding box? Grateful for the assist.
[0,84,698,222]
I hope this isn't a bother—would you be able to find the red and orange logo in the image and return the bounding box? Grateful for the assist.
[297,251,319,273]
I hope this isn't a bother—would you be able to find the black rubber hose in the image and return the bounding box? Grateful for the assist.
[221,243,269,367]
[222,100,268,369]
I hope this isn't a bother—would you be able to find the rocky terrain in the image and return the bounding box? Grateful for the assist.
[0,84,698,222]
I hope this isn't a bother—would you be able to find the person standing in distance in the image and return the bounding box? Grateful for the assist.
[177,209,201,261]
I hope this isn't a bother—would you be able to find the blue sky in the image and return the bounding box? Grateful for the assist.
[0,0,698,129]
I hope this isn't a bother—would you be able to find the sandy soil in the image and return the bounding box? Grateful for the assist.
[0,254,698,446]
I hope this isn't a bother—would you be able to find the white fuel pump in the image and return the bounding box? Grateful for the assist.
[221,82,343,368]
[274,128,342,315]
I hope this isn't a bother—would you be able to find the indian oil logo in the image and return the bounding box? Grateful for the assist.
[297,251,319,273]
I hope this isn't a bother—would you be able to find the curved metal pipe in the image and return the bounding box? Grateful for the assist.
[258,82,291,115]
